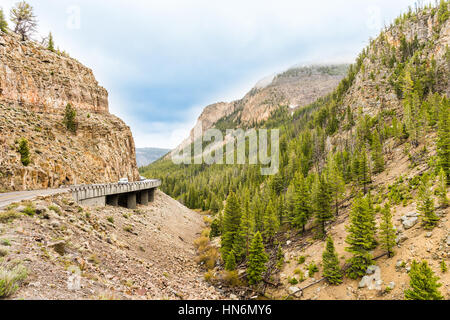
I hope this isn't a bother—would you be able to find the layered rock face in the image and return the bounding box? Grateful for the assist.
[0,31,139,191]
[0,32,108,113]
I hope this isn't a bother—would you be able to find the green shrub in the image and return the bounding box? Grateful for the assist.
[23,205,35,217]
[308,263,319,277]
[297,256,306,264]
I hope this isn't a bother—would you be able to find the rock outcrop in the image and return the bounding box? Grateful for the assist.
[0,31,139,191]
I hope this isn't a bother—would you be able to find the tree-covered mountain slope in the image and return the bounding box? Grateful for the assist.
[141,2,450,300]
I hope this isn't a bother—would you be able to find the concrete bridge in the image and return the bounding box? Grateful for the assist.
[71,180,161,209]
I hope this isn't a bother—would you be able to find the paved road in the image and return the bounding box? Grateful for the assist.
[0,188,70,209]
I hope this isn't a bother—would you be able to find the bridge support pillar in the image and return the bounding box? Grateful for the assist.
[148,188,155,202]
[138,190,149,205]
[106,194,119,207]
[127,192,137,209]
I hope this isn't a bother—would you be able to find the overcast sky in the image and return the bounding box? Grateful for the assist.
[0,0,431,148]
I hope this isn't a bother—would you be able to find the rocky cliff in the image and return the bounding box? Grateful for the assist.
[0,31,139,191]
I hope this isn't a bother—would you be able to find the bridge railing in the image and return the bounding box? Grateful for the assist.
[70,179,161,202]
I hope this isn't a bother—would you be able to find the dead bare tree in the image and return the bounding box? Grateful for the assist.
[10,1,37,41]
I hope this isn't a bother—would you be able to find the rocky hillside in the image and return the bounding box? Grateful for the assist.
[171,65,347,157]
[0,31,139,191]
[0,190,222,299]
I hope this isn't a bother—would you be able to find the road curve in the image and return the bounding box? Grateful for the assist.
[0,188,70,209]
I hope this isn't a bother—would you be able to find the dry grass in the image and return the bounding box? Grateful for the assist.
[195,229,219,270]
[0,263,28,298]
[223,270,241,287]
[0,210,21,223]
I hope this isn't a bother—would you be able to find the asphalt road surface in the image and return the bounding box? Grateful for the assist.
[0,188,70,209]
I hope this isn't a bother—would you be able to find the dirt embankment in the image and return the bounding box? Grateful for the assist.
[0,190,223,300]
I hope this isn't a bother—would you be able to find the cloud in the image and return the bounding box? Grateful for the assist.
[1,0,432,148]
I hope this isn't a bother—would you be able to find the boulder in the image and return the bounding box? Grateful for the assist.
[401,216,418,230]
[288,286,302,298]
[359,266,382,290]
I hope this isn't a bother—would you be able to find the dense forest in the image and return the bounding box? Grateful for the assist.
[142,1,450,298]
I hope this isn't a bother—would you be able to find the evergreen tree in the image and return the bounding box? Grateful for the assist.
[47,32,55,52]
[379,203,396,258]
[322,236,343,285]
[417,175,439,230]
[345,194,376,279]
[292,172,312,232]
[18,137,30,166]
[0,8,8,33]
[225,250,237,271]
[437,96,450,183]
[233,193,254,261]
[404,260,443,300]
[10,1,37,41]
[327,155,346,216]
[276,244,284,269]
[247,232,268,285]
[437,168,449,208]
[440,260,448,273]
[63,103,77,133]
[359,147,371,194]
[263,199,279,243]
[371,131,385,174]
[221,192,242,261]
[312,174,333,238]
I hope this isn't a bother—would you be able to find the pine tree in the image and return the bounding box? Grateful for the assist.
[417,175,439,230]
[292,172,312,232]
[440,260,448,273]
[18,137,30,166]
[327,155,346,216]
[221,192,242,261]
[359,147,371,194]
[371,131,385,174]
[437,96,450,183]
[437,168,449,208]
[0,8,8,33]
[379,203,396,258]
[345,194,376,279]
[404,260,443,300]
[247,232,268,285]
[225,250,237,271]
[322,236,343,285]
[10,1,38,41]
[233,193,254,261]
[263,199,279,243]
[63,103,77,133]
[47,32,55,52]
[312,174,333,239]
